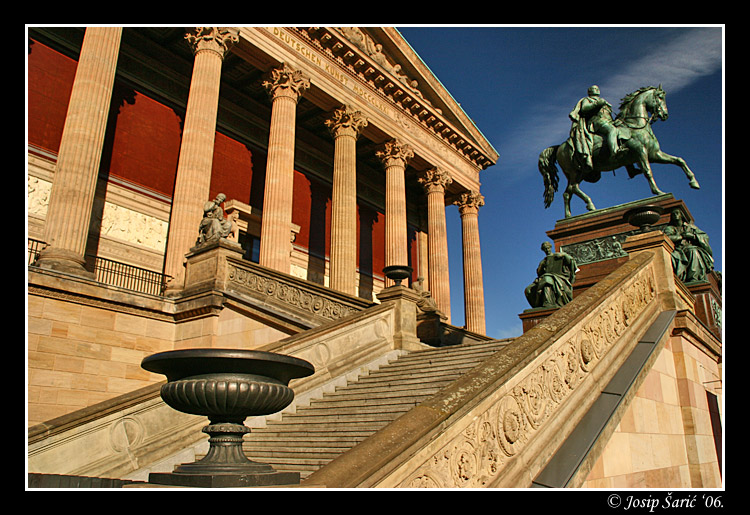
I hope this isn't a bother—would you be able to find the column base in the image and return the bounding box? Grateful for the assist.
[36,247,95,280]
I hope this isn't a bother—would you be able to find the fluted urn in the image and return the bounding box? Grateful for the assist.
[624,205,665,232]
[141,349,314,487]
[383,265,413,285]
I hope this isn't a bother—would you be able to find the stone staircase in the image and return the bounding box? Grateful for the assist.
[240,338,513,480]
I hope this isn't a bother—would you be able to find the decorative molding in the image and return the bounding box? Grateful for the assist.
[399,268,657,488]
[227,263,360,322]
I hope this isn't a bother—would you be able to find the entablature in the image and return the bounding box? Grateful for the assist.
[235,26,496,194]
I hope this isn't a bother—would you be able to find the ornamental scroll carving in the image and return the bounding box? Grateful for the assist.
[227,263,358,322]
[399,269,656,488]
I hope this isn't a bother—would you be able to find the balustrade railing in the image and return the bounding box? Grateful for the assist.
[27,238,170,296]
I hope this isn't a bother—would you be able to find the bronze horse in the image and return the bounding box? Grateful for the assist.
[538,86,700,218]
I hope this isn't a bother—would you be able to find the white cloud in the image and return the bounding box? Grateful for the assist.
[496,27,722,180]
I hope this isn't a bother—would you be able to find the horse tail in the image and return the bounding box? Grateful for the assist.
[538,145,560,208]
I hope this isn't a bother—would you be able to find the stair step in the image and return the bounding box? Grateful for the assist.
[206,338,513,481]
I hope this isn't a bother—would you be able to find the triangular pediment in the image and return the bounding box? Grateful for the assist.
[303,27,498,170]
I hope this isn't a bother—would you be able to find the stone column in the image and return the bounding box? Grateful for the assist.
[377,139,414,287]
[455,191,486,334]
[418,167,453,322]
[163,27,238,294]
[325,106,368,295]
[37,27,123,277]
[258,63,310,273]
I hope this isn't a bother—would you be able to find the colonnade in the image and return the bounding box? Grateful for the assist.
[35,27,487,334]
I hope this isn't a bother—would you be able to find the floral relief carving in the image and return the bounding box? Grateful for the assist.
[400,269,656,488]
[227,263,358,321]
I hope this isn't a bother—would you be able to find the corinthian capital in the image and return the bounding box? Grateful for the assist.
[376,139,414,169]
[325,105,368,139]
[262,63,311,103]
[185,27,239,59]
[455,190,485,214]
[418,167,453,193]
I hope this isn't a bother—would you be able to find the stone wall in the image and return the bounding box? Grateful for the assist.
[582,315,722,488]
[27,285,174,426]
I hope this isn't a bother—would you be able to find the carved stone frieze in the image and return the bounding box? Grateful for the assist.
[560,228,662,266]
[227,263,359,322]
[399,269,657,488]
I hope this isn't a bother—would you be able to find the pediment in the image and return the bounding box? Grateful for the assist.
[301,27,498,170]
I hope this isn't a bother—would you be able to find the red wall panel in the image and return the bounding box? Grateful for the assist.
[103,81,182,197]
[27,39,77,153]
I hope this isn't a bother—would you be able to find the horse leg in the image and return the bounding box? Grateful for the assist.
[572,183,596,212]
[651,150,701,189]
[563,184,573,218]
[635,149,665,196]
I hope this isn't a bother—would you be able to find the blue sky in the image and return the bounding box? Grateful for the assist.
[396,26,724,339]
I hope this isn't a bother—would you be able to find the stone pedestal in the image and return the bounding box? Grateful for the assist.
[182,238,245,295]
[376,285,424,351]
[546,194,685,297]
[520,194,720,337]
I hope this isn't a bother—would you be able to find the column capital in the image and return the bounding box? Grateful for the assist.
[262,63,311,103]
[325,105,368,139]
[418,167,453,193]
[185,27,239,59]
[376,138,414,169]
[455,190,485,214]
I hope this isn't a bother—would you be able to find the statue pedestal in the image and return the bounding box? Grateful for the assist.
[545,194,685,298]
[518,194,720,339]
[519,306,558,333]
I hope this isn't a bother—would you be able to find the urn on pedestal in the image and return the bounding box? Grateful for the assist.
[141,348,314,487]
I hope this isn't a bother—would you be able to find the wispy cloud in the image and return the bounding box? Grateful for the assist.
[496,27,722,179]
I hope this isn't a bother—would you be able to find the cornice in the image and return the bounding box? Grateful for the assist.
[291,27,497,171]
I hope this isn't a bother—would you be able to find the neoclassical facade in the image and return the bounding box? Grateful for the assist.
[28,26,497,333]
[27,28,722,489]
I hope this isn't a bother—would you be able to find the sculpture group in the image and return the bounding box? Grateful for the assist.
[539,85,701,218]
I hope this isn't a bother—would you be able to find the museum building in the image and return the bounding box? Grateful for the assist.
[27,27,721,489]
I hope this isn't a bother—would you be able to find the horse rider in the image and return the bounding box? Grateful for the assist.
[568,85,620,172]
